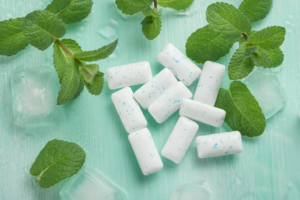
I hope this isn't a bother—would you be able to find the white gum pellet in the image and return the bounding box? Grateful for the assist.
[134,68,178,109]
[196,131,243,158]
[106,61,153,90]
[194,61,225,106]
[128,128,164,175]
[111,87,147,133]
[149,82,192,123]
[180,99,226,127]
[157,43,201,86]
[161,117,199,164]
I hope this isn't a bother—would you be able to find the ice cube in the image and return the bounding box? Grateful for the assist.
[11,67,59,126]
[168,181,212,200]
[243,69,287,119]
[60,165,128,200]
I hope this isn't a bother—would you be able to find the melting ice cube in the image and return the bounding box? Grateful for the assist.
[243,69,287,119]
[11,67,59,126]
[60,165,128,200]
[168,181,212,200]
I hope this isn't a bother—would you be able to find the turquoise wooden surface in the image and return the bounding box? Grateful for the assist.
[0,0,300,199]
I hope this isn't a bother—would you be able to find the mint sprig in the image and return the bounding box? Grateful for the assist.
[30,139,86,188]
[185,0,285,137]
[0,0,118,105]
[116,0,194,40]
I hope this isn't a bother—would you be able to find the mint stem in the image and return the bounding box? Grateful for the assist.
[154,0,157,9]
[55,38,85,68]
[242,33,248,41]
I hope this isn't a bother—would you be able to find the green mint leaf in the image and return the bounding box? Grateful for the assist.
[53,39,82,84]
[57,59,80,105]
[142,16,162,40]
[158,0,194,11]
[215,81,266,137]
[247,26,286,49]
[30,139,85,188]
[141,16,154,26]
[239,0,272,22]
[81,64,99,84]
[186,25,233,64]
[141,7,161,17]
[45,0,93,24]
[125,0,153,5]
[74,39,118,62]
[228,43,255,80]
[115,0,152,15]
[206,2,251,42]
[84,71,105,95]
[0,17,29,56]
[72,77,85,100]
[251,47,273,68]
[244,45,259,57]
[60,39,83,54]
[22,10,66,51]
[266,48,284,68]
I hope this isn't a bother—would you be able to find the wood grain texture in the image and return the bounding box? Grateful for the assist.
[0,0,300,199]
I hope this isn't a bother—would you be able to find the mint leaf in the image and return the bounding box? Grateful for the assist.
[60,39,83,54]
[57,59,80,105]
[73,77,85,100]
[142,16,162,40]
[158,0,194,11]
[228,43,255,80]
[22,10,66,50]
[266,48,284,68]
[186,25,233,63]
[45,0,93,24]
[206,2,251,42]
[126,0,153,5]
[74,39,118,61]
[53,39,82,84]
[0,17,29,56]
[141,7,161,17]
[30,139,85,188]
[115,0,152,15]
[81,64,99,84]
[251,47,273,68]
[247,26,286,49]
[244,45,259,57]
[239,0,272,22]
[84,71,105,95]
[141,16,154,26]
[215,81,266,137]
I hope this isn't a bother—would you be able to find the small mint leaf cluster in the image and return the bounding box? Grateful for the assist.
[186,0,285,137]
[116,0,194,40]
[186,0,285,80]
[0,0,118,105]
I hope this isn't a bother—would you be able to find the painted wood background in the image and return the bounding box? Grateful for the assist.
[0,0,300,199]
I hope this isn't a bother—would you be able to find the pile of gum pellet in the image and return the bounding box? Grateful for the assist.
[108,43,243,176]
